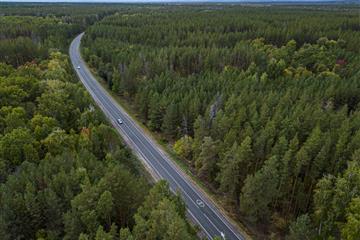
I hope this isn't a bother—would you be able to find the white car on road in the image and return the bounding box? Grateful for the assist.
[117,118,123,125]
[196,199,205,208]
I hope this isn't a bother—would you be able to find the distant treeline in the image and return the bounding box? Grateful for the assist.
[0,4,127,66]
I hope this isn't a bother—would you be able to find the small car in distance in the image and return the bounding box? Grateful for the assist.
[117,118,123,125]
[77,66,81,69]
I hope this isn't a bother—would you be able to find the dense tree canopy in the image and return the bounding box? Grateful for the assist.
[0,3,131,66]
[82,4,360,238]
[0,7,196,240]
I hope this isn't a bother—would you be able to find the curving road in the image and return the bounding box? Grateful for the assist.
[70,33,246,240]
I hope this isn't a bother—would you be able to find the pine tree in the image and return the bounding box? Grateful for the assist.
[192,115,208,159]
[162,103,179,139]
[195,136,218,182]
[147,94,164,131]
[286,214,314,240]
[341,198,360,240]
[111,69,122,94]
[240,156,281,222]
[96,191,114,229]
[218,136,253,202]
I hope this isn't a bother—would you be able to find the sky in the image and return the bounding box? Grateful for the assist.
[0,0,347,2]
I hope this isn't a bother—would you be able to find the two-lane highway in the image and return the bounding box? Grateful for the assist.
[70,33,246,240]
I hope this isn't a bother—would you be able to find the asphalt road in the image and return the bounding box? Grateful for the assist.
[70,33,246,240]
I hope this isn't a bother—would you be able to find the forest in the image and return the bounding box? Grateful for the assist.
[0,4,196,240]
[81,4,360,239]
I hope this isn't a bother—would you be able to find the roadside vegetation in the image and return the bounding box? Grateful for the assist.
[0,4,196,240]
[82,5,360,239]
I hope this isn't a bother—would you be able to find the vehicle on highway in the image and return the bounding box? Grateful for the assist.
[196,199,205,208]
[77,66,80,69]
[117,118,123,125]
